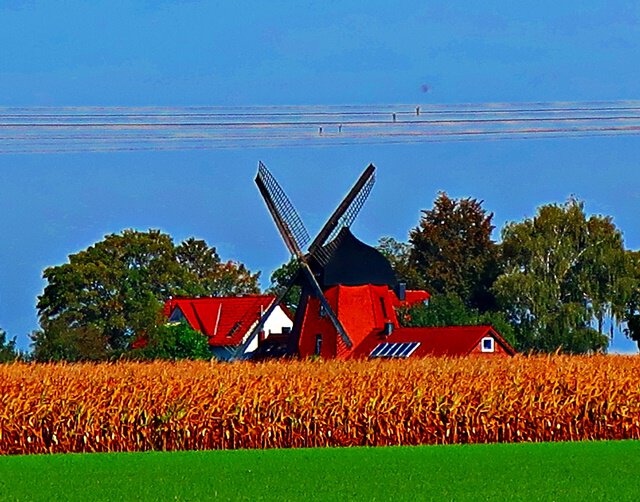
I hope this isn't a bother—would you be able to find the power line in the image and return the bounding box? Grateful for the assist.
[1,101,639,153]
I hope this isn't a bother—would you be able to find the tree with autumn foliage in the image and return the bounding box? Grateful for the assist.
[33,229,259,361]
[408,192,500,311]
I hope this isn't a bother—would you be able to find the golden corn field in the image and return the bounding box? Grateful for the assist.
[1,355,640,455]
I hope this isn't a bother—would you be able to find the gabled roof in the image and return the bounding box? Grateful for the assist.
[164,295,279,347]
[352,325,516,358]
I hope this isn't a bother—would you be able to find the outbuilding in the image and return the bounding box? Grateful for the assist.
[164,296,293,360]
[352,325,516,359]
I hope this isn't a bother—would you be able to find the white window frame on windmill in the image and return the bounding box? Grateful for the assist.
[481,336,495,353]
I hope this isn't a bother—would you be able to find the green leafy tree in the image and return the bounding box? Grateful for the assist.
[30,321,107,362]
[267,258,301,312]
[493,198,627,353]
[408,192,500,311]
[401,294,472,327]
[132,323,211,361]
[35,229,260,361]
[623,250,640,349]
[176,237,260,296]
[0,328,20,363]
[400,293,516,347]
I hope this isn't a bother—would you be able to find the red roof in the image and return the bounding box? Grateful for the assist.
[164,295,278,347]
[352,325,516,358]
[397,289,431,308]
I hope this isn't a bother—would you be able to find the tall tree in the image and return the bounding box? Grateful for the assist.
[493,198,629,353]
[0,328,19,363]
[35,229,260,361]
[408,192,500,311]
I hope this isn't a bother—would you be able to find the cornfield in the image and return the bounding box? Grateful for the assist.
[1,356,639,455]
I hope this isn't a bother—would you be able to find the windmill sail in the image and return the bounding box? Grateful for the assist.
[308,164,375,266]
[255,161,310,257]
[236,161,354,359]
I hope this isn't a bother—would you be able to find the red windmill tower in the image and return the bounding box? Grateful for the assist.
[235,162,433,360]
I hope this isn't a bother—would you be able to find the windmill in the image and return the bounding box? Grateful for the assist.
[234,161,377,359]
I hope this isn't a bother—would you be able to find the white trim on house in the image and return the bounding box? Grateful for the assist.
[481,336,495,353]
[240,304,293,354]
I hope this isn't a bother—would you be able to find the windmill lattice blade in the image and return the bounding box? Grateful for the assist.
[325,169,375,243]
[308,164,376,265]
[256,161,310,256]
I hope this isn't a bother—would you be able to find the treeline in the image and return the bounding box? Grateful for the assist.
[378,193,640,354]
[1,194,639,362]
[1,230,261,362]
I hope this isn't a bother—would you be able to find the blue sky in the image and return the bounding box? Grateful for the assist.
[0,1,639,351]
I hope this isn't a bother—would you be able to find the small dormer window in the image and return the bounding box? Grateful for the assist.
[168,308,186,323]
[481,336,495,353]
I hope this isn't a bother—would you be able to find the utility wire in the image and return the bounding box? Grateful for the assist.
[1,101,639,153]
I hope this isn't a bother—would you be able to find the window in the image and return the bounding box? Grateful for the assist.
[370,342,420,359]
[168,308,186,323]
[315,335,322,355]
[226,321,242,338]
[481,337,495,353]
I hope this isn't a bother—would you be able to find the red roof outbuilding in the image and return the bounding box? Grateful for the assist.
[164,295,285,347]
[352,325,516,359]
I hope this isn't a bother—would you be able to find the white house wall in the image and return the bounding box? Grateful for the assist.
[243,305,293,354]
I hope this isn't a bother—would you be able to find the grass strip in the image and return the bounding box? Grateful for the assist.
[0,440,638,501]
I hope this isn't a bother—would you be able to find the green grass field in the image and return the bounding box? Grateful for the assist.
[1,441,638,501]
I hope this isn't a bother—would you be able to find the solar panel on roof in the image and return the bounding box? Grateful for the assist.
[396,342,414,358]
[370,342,388,358]
[369,341,421,359]
[380,343,393,356]
[403,342,420,358]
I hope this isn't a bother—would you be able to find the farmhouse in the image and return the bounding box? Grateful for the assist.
[164,296,293,360]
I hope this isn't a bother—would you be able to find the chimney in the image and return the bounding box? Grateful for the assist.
[383,322,394,337]
[396,282,406,301]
